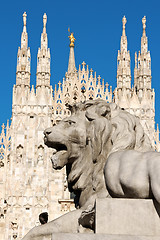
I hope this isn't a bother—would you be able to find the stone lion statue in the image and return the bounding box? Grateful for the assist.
[22,99,159,240]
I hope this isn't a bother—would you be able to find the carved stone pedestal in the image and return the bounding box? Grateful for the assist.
[96,198,160,236]
[33,198,160,240]
[51,198,160,240]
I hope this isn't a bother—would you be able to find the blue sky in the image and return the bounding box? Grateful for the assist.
[0,0,160,129]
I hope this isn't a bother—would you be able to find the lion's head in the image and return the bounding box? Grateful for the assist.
[44,99,153,208]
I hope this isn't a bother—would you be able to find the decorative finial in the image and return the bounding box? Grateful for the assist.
[142,16,146,36]
[58,81,61,90]
[43,13,47,33]
[68,30,76,47]
[2,123,5,130]
[122,16,127,36]
[106,82,109,89]
[82,61,86,69]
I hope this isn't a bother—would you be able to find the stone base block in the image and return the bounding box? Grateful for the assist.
[51,233,160,240]
[96,198,160,236]
[32,236,51,240]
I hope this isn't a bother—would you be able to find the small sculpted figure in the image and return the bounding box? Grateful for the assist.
[22,99,160,240]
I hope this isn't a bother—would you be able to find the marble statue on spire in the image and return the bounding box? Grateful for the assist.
[122,16,127,36]
[23,12,27,32]
[141,16,148,53]
[21,12,28,49]
[43,13,47,33]
[142,16,146,36]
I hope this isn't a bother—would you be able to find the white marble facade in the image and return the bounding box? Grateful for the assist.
[0,13,159,240]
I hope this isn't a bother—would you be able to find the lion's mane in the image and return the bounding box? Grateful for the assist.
[109,102,153,153]
[52,100,154,207]
[78,100,153,199]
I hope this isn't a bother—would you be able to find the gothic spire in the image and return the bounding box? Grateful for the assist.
[116,16,131,92]
[21,12,28,50]
[121,16,127,52]
[141,16,148,54]
[40,13,48,49]
[135,16,151,93]
[36,13,51,88]
[67,31,77,76]
[16,12,30,87]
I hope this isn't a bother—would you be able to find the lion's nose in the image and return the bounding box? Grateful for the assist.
[44,128,52,136]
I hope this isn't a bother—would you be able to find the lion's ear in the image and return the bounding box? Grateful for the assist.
[85,110,96,121]
[98,105,111,119]
[85,104,111,121]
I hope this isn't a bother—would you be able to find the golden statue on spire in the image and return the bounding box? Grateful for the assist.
[68,29,76,47]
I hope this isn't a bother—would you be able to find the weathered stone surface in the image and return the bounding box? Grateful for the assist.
[51,233,160,240]
[22,233,160,240]
[33,236,51,240]
[96,198,160,236]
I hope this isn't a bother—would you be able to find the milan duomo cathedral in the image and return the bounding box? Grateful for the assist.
[0,12,160,239]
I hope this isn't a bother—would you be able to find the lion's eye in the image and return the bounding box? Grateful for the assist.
[65,120,76,126]
[85,103,93,109]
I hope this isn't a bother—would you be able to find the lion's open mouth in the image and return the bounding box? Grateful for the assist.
[51,142,67,152]
[50,142,68,170]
